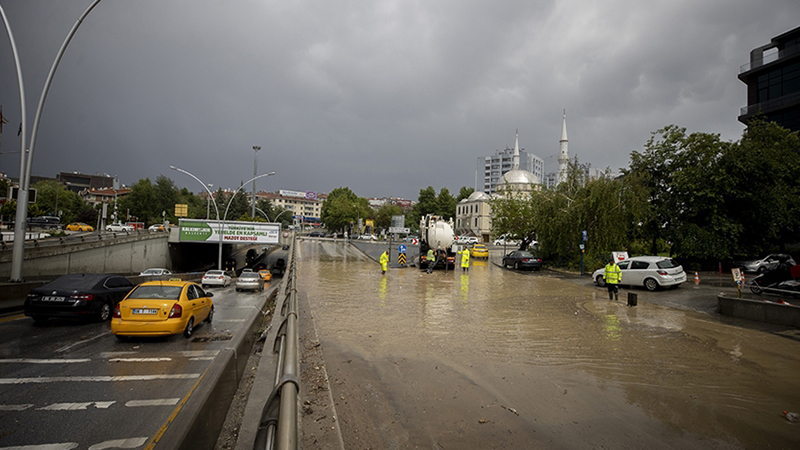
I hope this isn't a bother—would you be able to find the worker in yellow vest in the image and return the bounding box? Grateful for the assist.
[603,257,622,300]
[457,247,470,272]
[380,250,389,274]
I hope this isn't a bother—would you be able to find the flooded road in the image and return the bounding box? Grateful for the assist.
[296,240,800,449]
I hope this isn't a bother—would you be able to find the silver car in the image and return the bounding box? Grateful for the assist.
[736,254,796,274]
[593,256,686,291]
[235,272,264,292]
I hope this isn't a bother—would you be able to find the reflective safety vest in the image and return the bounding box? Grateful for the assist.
[380,252,389,268]
[604,263,622,284]
[459,249,470,267]
[427,249,435,262]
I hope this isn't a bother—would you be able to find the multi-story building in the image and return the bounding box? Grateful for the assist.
[455,192,492,242]
[57,172,117,193]
[476,143,544,194]
[738,26,800,132]
[260,190,326,223]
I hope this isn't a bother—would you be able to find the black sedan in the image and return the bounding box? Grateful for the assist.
[24,273,135,323]
[502,251,543,271]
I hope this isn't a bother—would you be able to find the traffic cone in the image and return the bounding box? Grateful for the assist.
[694,272,700,284]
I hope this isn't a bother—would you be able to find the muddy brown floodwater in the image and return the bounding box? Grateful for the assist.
[296,241,800,449]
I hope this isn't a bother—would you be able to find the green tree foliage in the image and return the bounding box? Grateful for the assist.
[320,187,371,232]
[375,203,403,229]
[32,180,85,224]
[457,187,475,201]
[119,178,157,224]
[626,120,800,261]
[436,187,457,219]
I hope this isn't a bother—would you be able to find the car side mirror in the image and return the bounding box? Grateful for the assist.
[206,292,214,297]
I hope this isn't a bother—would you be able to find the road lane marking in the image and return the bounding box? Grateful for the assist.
[0,404,33,410]
[88,437,148,450]
[189,357,215,361]
[0,444,78,449]
[144,365,211,450]
[0,359,90,364]
[125,399,180,407]
[37,401,115,410]
[107,358,172,362]
[54,331,112,353]
[0,314,26,323]
[0,374,200,384]
[180,350,218,357]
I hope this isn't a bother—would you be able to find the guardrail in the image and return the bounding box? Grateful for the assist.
[254,235,299,450]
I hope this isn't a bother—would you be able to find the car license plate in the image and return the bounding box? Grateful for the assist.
[42,296,66,302]
[133,308,158,315]
[675,276,685,282]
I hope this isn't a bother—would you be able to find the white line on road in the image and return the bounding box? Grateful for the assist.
[88,437,148,450]
[189,357,215,361]
[107,358,172,362]
[0,374,200,384]
[0,404,33,411]
[0,444,78,449]
[125,398,180,407]
[37,402,115,410]
[180,350,219,357]
[54,331,112,353]
[0,359,90,364]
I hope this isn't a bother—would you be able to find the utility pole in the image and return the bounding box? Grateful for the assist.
[252,145,260,218]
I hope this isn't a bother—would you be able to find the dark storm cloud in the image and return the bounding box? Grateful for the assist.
[0,0,798,200]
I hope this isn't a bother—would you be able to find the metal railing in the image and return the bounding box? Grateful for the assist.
[740,44,800,73]
[254,235,299,450]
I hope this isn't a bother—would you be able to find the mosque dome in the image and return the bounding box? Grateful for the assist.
[466,191,491,202]
[500,168,539,186]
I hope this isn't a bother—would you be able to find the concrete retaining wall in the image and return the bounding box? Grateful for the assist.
[0,234,170,279]
[717,295,800,328]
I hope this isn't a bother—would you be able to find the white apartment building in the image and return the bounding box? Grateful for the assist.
[476,146,544,194]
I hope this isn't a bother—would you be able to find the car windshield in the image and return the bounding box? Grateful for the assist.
[128,285,183,300]
[656,259,680,269]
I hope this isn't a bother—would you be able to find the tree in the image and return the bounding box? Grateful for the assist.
[436,187,457,219]
[375,203,403,230]
[32,180,85,224]
[119,178,157,224]
[320,187,371,232]
[457,187,475,201]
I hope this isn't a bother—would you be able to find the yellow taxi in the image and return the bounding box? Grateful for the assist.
[258,269,272,282]
[66,222,94,232]
[470,244,489,258]
[111,280,213,339]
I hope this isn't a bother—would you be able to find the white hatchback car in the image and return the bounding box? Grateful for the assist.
[106,223,134,232]
[593,256,686,291]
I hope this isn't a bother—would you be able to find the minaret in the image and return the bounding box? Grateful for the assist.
[512,129,520,169]
[557,111,569,185]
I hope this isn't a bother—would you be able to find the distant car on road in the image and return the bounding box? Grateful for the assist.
[66,222,94,232]
[201,270,231,287]
[236,272,264,292]
[106,223,134,232]
[139,268,172,277]
[24,273,134,323]
[148,224,166,232]
[735,253,796,274]
[112,280,214,339]
[470,244,489,258]
[502,250,543,271]
[258,269,272,282]
[593,256,686,291]
[493,236,519,246]
[307,231,325,237]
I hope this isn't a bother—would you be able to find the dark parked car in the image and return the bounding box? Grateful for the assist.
[307,231,326,237]
[502,250,543,271]
[24,273,135,323]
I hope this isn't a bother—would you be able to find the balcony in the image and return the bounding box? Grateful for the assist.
[740,44,800,74]
[739,90,800,117]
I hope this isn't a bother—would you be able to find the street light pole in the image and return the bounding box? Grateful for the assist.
[206,183,213,220]
[170,166,222,269]
[252,145,260,218]
[3,0,104,282]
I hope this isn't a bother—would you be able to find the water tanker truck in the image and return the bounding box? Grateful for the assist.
[419,214,457,270]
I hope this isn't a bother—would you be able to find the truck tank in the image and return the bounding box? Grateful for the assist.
[419,214,457,270]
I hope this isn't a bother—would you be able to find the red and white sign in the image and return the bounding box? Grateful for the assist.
[282,231,289,238]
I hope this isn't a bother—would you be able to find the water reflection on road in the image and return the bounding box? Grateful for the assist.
[298,240,800,449]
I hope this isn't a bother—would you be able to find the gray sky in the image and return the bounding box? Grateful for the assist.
[1,1,797,200]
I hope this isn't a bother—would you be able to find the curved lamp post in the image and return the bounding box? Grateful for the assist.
[220,172,275,269]
[2,0,104,281]
[169,165,222,269]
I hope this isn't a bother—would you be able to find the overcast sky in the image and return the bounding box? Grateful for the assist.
[0,1,797,200]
